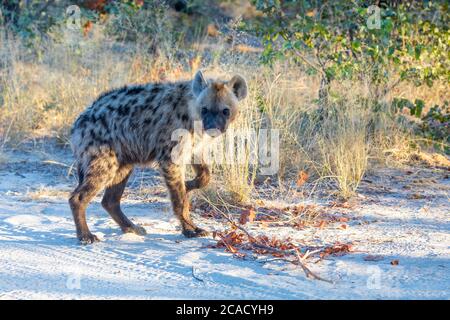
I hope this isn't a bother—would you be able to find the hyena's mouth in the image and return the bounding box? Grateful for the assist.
[203,128,223,137]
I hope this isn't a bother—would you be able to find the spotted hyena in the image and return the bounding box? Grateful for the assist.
[69,71,248,244]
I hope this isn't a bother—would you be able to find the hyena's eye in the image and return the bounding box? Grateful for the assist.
[222,108,230,117]
[201,107,208,115]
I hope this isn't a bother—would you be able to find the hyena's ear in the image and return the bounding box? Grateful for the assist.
[227,75,248,101]
[192,70,208,97]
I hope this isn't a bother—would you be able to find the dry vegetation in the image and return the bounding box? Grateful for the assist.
[0,7,447,206]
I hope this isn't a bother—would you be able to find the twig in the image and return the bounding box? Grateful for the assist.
[41,160,71,168]
[257,254,332,283]
[207,201,332,283]
[191,266,204,282]
[294,249,332,283]
[252,242,332,283]
[301,249,323,261]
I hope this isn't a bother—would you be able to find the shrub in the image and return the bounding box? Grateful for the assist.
[251,0,449,102]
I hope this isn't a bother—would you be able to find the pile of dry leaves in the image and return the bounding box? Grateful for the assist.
[204,207,354,282]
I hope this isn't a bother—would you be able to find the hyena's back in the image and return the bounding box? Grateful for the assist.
[70,81,192,166]
[69,80,197,244]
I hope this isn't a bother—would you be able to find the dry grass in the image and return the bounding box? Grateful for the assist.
[0,24,187,145]
[0,19,439,203]
[317,116,369,199]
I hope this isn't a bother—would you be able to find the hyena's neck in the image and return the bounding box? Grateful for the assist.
[175,84,198,134]
[184,101,200,133]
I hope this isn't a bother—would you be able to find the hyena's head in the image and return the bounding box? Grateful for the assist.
[191,70,247,135]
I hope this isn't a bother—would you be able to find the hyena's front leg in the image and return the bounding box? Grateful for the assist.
[186,163,210,192]
[161,162,209,238]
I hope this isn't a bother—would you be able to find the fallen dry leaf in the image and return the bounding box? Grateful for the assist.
[320,243,353,258]
[329,200,354,209]
[239,208,256,225]
[338,224,348,230]
[293,220,306,230]
[83,21,93,37]
[391,259,399,266]
[316,220,328,229]
[296,171,309,187]
[211,230,246,257]
[207,23,219,37]
[408,193,426,200]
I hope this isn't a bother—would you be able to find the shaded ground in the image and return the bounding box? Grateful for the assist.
[0,145,448,299]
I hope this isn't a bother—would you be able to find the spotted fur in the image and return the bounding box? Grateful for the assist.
[69,71,248,244]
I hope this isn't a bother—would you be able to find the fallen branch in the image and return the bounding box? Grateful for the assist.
[205,199,332,283]
[251,242,332,283]
[294,249,332,283]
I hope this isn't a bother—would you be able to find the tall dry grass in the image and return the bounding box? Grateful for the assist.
[0,18,420,201]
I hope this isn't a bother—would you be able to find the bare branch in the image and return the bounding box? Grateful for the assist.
[205,200,332,283]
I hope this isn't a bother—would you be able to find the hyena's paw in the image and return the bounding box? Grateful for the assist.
[182,227,209,238]
[194,227,209,237]
[78,232,100,245]
[122,224,147,236]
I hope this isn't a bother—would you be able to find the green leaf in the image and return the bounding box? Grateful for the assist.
[351,40,361,52]
[414,46,422,60]
[414,99,425,118]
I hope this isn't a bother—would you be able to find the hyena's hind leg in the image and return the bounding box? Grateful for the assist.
[69,153,117,244]
[161,162,209,238]
[101,165,146,236]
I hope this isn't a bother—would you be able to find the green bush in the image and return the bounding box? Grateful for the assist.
[251,0,449,101]
[394,98,449,153]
